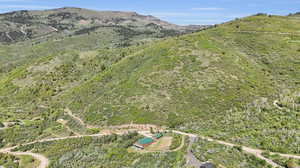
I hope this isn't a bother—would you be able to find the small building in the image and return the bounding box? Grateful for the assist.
[153,133,163,139]
[134,137,154,149]
[200,162,215,168]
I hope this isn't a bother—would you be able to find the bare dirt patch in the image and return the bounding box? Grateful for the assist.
[28,57,62,73]
[145,136,172,151]
[79,19,90,25]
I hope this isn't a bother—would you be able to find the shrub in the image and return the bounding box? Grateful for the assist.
[87,128,100,134]
[101,64,106,71]
[297,97,300,104]
[254,13,268,16]
[233,145,243,152]
[286,160,297,168]
[167,113,184,128]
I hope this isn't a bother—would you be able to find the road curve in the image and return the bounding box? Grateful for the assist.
[1,150,49,168]
[0,133,116,168]
[172,130,286,168]
[1,126,300,168]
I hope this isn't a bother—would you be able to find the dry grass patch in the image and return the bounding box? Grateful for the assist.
[145,136,172,151]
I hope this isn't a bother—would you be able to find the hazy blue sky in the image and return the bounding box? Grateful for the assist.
[0,0,299,25]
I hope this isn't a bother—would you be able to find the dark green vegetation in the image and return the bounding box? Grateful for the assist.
[0,8,300,168]
[192,138,272,168]
[0,153,19,167]
[0,153,38,168]
[15,133,187,168]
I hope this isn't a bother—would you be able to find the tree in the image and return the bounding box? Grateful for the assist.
[167,113,183,128]
[150,127,154,134]
[0,122,4,128]
[101,64,106,71]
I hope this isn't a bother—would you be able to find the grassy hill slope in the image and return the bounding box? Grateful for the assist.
[0,14,299,155]
[0,7,206,80]
[61,14,300,153]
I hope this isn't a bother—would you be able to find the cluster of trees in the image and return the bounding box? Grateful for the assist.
[0,153,19,168]
[288,12,300,16]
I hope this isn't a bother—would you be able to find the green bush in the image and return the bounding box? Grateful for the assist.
[169,134,182,150]
[0,153,19,168]
[0,122,4,128]
[87,128,100,134]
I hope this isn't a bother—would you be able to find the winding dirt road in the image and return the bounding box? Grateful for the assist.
[172,130,300,168]
[64,108,86,127]
[0,148,48,168]
[0,132,125,168]
[171,135,186,152]
[1,124,300,168]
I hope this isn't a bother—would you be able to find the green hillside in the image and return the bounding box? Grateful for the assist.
[60,14,300,153]
[0,13,299,159]
[0,7,205,81]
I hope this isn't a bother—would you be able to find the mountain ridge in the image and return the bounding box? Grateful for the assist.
[0,7,207,44]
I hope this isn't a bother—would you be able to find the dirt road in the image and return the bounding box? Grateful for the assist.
[0,129,163,168]
[0,148,49,168]
[64,108,86,127]
[171,135,186,152]
[0,133,117,168]
[172,130,300,168]
[1,125,300,168]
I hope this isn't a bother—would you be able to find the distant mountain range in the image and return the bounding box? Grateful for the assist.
[0,7,208,43]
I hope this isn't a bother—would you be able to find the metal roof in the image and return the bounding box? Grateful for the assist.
[154,133,163,138]
[138,137,154,145]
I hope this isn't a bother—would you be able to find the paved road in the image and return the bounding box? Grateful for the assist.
[185,136,203,168]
